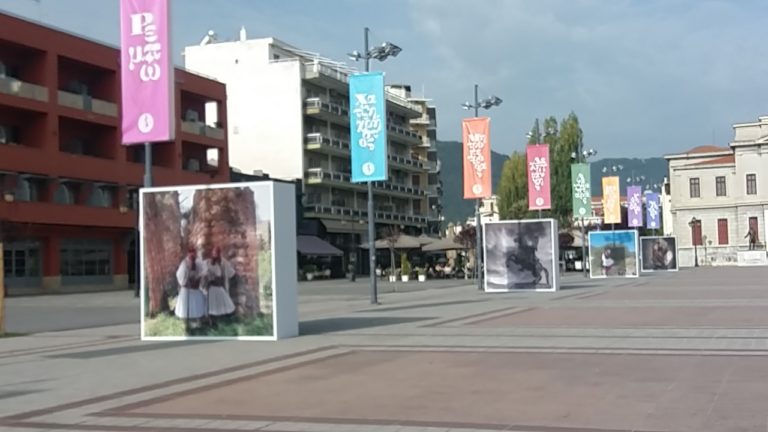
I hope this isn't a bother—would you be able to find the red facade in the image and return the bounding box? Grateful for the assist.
[0,13,229,294]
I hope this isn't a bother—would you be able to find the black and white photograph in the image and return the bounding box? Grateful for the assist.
[640,236,679,272]
[482,219,559,292]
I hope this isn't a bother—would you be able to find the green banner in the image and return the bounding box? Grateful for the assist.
[571,163,592,218]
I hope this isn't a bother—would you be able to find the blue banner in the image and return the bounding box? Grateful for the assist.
[349,72,388,183]
[645,192,661,229]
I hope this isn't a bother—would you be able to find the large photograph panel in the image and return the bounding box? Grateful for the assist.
[483,219,559,292]
[640,236,678,272]
[140,182,275,340]
[588,230,639,279]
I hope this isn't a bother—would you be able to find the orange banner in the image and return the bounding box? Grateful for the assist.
[462,117,492,199]
[602,176,622,224]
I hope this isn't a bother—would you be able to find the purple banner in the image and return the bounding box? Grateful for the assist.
[120,0,175,145]
[627,186,643,227]
[645,192,661,229]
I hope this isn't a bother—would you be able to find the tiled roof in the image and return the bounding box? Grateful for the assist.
[685,145,730,154]
[686,155,736,167]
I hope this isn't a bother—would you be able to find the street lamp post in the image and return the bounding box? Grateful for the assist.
[348,27,402,305]
[689,217,700,267]
[462,84,502,291]
[571,147,597,278]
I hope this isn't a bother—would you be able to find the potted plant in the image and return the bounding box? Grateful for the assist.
[417,267,426,282]
[400,254,411,282]
[303,264,317,281]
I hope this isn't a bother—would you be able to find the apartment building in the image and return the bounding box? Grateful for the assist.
[0,13,229,295]
[387,84,443,235]
[665,115,768,266]
[183,31,440,272]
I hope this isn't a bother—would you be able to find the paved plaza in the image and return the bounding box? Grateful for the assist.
[1,267,768,431]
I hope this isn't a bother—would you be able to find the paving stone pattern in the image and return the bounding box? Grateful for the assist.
[1,267,768,431]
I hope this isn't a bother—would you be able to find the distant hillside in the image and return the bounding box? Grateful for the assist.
[436,141,506,225]
[436,141,668,224]
[589,158,668,196]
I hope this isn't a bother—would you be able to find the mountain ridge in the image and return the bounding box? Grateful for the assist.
[436,140,668,224]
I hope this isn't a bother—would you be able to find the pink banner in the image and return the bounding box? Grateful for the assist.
[120,0,174,145]
[527,144,551,210]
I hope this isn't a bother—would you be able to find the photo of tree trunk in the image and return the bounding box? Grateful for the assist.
[141,183,274,339]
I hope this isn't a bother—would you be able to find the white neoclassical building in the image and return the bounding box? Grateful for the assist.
[665,115,768,267]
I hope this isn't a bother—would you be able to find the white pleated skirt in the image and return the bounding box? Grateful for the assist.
[207,286,235,316]
[174,287,207,319]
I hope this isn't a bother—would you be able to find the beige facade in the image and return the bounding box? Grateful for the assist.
[665,115,768,267]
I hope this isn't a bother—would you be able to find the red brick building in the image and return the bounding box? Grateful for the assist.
[0,12,229,295]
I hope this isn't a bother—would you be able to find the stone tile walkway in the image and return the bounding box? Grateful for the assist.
[2,268,768,431]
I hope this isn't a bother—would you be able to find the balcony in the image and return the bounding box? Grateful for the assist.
[387,123,423,145]
[427,209,442,221]
[304,97,349,124]
[410,114,431,126]
[305,168,427,198]
[426,159,440,173]
[305,168,363,190]
[303,204,427,227]
[301,61,350,92]
[385,92,422,118]
[304,132,350,156]
[389,153,425,171]
[372,180,427,198]
[58,90,117,117]
[426,184,442,196]
[181,120,226,140]
[0,76,48,104]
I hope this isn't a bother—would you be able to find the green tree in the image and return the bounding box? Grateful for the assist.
[497,151,531,220]
[527,119,541,144]
[552,112,584,225]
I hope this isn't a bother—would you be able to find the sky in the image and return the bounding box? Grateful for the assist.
[3,0,768,158]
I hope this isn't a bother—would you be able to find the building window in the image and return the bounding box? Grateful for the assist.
[54,183,76,205]
[689,177,700,198]
[717,219,729,245]
[746,174,757,195]
[59,239,112,284]
[3,241,42,287]
[14,177,41,202]
[87,185,114,208]
[715,176,726,197]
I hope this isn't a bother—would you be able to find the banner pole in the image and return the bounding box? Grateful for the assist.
[363,27,378,305]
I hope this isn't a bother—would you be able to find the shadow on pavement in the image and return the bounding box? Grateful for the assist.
[0,388,47,401]
[355,299,488,314]
[45,340,222,360]
[299,316,434,335]
[560,282,595,290]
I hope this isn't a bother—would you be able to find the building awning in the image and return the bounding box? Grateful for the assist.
[320,219,367,234]
[297,235,343,256]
